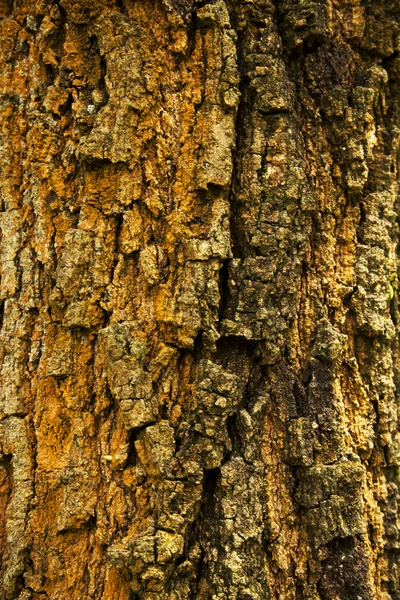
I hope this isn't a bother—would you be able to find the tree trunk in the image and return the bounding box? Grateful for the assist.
[0,0,399,598]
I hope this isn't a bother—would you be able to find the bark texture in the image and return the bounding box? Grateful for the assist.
[0,0,400,598]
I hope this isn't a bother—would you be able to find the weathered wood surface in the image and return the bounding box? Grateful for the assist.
[0,0,399,598]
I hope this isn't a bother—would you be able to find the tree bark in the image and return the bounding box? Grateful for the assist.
[0,0,399,598]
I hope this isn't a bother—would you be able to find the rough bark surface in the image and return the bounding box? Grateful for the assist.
[0,0,399,598]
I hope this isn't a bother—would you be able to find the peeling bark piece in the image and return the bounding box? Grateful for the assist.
[296,462,365,546]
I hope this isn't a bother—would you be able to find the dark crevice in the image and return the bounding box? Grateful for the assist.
[215,335,256,372]
[293,379,309,417]
[59,67,73,89]
[164,340,185,353]
[185,4,199,59]
[225,412,240,460]
[218,259,230,322]
[26,413,39,519]
[82,563,90,592]
[125,425,149,467]
[1,453,12,485]
[174,553,187,568]
[59,91,74,116]
[115,0,127,13]
[189,544,205,600]
[258,108,291,117]
[202,468,219,511]
[13,573,25,598]
[187,468,219,531]
[99,55,110,104]
[343,286,358,309]
[174,428,183,454]
[85,514,97,530]
[190,329,205,360]
[82,156,115,170]
[100,213,125,327]
[224,9,252,259]
[183,469,218,599]
[1,0,13,17]
[45,64,57,87]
